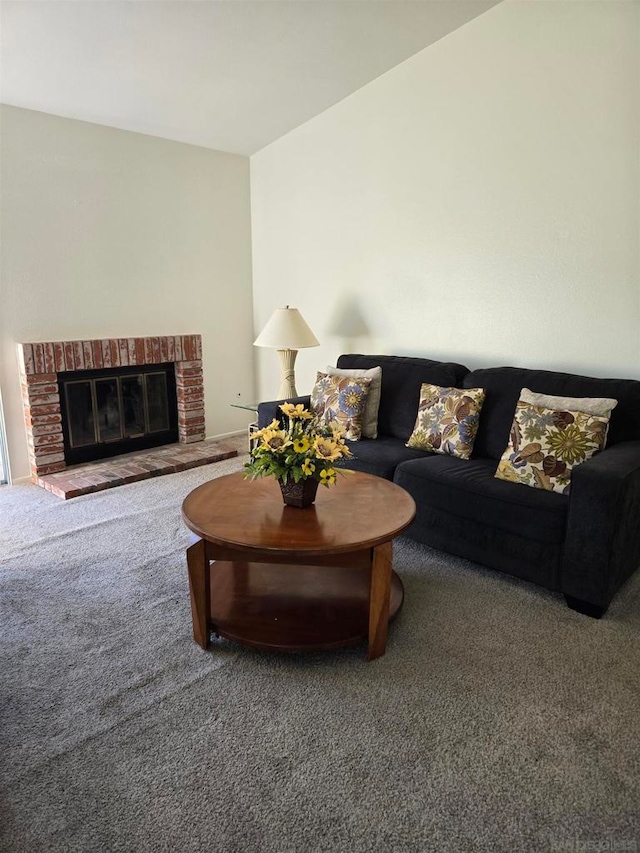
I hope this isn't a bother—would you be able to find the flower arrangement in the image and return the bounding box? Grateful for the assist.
[244,403,353,493]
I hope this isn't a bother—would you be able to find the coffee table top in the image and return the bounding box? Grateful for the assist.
[182,470,416,558]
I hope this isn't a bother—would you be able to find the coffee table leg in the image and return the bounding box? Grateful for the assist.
[186,537,210,649]
[368,541,393,661]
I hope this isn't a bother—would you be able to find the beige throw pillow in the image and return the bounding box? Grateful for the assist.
[519,388,618,419]
[325,365,382,439]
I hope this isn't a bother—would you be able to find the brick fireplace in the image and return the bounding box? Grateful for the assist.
[18,335,205,481]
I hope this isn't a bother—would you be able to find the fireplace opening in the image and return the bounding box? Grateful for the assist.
[58,363,179,465]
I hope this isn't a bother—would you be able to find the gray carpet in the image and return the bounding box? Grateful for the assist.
[1,454,639,853]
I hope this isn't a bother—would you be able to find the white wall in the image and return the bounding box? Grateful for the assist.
[250,0,640,402]
[0,106,255,481]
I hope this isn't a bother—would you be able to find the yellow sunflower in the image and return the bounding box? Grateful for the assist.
[280,403,313,420]
[260,429,291,453]
[330,427,351,453]
[301,459,315,476]
[293,436,310,453]
[251,418,280,442]
[319,467,336,485]
[314,437,341,462]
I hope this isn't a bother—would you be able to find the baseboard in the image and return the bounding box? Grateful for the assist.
[205,430,245,441]
[9,475,32,485]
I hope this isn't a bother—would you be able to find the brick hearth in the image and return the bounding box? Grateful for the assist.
[36,439,238,499]
[18,335,205,481]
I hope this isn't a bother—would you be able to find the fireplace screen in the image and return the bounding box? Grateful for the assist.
[59,364,178,464]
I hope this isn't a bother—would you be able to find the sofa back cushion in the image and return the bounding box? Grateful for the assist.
[336,354,469,440]
[464,366,640,459]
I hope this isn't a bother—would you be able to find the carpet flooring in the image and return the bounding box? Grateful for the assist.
[1,451,639,852]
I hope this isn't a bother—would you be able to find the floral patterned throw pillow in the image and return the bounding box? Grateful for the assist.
[311,373,372,441]
[405,384,485,460]
[495,401,609,494]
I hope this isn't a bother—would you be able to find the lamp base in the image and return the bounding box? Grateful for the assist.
[277,349,298,399]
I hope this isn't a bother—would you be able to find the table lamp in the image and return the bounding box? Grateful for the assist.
[254,306,319,399]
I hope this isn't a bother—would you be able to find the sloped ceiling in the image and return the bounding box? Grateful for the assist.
[0,0,501,155]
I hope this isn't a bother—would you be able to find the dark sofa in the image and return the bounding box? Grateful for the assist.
[258,354,640,618]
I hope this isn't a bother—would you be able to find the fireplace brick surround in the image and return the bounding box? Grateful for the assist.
[18,335,205,480]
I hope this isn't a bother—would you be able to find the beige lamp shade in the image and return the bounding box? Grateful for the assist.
[253,306,319,350]
[254,306,319,399]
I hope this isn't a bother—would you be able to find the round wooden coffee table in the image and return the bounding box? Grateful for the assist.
[181,470,416,660]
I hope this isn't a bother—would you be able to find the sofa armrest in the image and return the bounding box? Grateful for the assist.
[257,396,311,429]
[562,440,640,608]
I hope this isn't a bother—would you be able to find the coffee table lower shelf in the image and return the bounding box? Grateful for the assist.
[207,561,405,653]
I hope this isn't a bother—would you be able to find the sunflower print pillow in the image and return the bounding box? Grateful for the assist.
[311,373,372,441]
[406,384,485,460]
[495,401,609,494]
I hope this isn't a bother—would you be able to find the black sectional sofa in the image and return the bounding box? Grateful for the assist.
[258,354,640,618]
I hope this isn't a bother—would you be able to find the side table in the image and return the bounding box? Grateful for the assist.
[230,400,259,451]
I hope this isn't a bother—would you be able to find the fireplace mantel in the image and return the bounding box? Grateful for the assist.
[18,335,204,480]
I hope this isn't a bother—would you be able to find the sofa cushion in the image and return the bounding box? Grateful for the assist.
[340,436,429,481]
[394,455,568,544]
[337,354,469,441]
[464,367,640,459]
